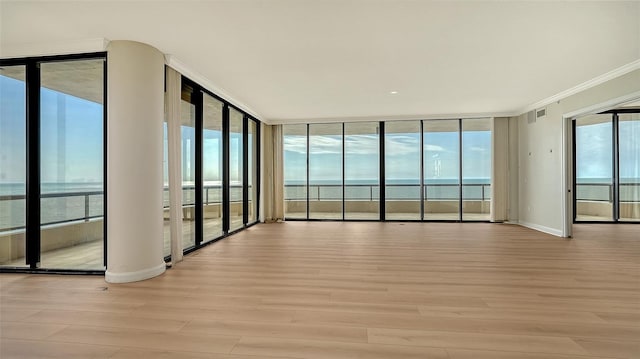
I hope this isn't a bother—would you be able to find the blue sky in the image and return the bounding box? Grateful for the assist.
[0,75,103,184]
[284,126,492,184]
[1,73,638,189]
[576,120,640,180]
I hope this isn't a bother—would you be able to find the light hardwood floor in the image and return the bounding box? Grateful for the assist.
[1,222,639,358]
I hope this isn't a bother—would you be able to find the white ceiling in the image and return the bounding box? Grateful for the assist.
[1,1,639,124]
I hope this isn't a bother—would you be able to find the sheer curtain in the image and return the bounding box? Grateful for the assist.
[165,66,183,263]
[263,124,285,222]
[491,117,509,222]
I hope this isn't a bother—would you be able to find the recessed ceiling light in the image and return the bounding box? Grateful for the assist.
[390,91,398,95]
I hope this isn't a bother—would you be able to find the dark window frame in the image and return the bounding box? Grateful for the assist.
[0,52,108,275]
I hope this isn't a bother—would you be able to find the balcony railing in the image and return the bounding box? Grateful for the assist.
[0,185,252,233]
[2,182,636,232]
[576,182,640,202]
[0,191,104,232]
[284,183,492,202]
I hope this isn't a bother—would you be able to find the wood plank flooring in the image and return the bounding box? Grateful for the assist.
[1,222,639,358]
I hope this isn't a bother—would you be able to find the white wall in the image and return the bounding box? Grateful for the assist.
[516,69,640,236]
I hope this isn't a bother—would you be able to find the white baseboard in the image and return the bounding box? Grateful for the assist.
[105,262,166,283]
[518,221,564,237]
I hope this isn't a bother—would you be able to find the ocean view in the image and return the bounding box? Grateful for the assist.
[1,177,638,231]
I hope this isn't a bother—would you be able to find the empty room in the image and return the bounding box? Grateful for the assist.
[1,1,639,358]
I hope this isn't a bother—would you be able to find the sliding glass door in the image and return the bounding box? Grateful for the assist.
[423,120,459,220]
[161,77,260,260]
[619,113,640,221]
[309,123,343,219]
[203,94,223,242]
[385,121,421,220]
[284,124,308,219]
[344,122,379,220]
[462,118,491,221]
[0,55,106,271]
[574,111,639,223]
[0,66,27,268]
[283,118,493,222]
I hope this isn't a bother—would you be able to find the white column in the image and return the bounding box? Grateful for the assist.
[105,40,166,283]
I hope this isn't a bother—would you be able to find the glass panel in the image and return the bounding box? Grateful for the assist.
[345,122,379,220]
[619,113,640,222]
[203,94,223,242]
[248,120,258,223]
[575,114,613,221]
[40,59,104,270]
[0,66,27,267]
[309,123,342,219]
[424,120,460,220]
[229,108,244,231]
[385,121,421,220]
[181,88,196,249]
[284,124,307,219]
[462,118,491,220]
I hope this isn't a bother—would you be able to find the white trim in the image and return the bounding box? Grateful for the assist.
[105,262,166,283]
[164,54,263,121]
[519,59,640,115]
[269,113,508,125]
[0,38,110,59]
[563,91,640,119]
[560,117,573,238]
[518,221,563,237]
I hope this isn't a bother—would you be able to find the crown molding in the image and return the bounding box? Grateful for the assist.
[164,54,263,122]
[0,38,109,59]
[518,59,640,116]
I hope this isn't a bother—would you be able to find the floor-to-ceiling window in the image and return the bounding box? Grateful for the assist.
[423,119,460,220]
[203,93,223,242]
[385,121,421,220]
[0,54,106,271]
[344,122,379,220]
[284,118,492,222]
[619,112,640,221]
[163,76,261,258]
[309,123,343,219]
[283,124,308,219]
[575,110,639,222]
[462,118,491,221]
[229,108,244,231]
[0,65,27,268]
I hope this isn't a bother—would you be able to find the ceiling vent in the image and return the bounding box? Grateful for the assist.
[536,107,547,120]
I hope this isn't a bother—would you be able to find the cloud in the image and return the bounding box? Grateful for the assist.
[284,136,308,154]
[425,144,445,152]
[386,135,420,155]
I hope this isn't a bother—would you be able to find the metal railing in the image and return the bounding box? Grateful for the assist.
[0,191,104,232]
[284,183,492,201]
[576,183,640,202]
[1,184,253,233]
[163,185,249,208]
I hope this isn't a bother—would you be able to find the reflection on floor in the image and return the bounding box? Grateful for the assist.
[2,239,104,271]
[2,212,501,270]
